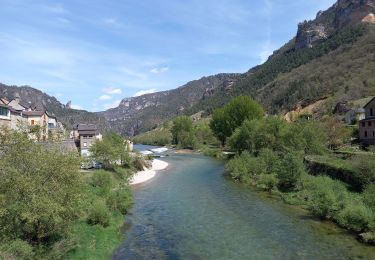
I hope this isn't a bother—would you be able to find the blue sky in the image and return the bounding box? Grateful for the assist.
[0,0,336,111]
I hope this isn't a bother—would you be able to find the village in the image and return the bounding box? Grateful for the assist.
[0,94,135,160]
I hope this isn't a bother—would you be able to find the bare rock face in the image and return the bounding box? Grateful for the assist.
[295,0,375,49]
[295,23,328,49]
[334,0,375,28]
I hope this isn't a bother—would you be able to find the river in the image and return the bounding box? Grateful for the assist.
[113,147,375,259]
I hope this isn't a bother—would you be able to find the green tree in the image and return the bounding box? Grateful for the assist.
[210,96,264,145]
[277,152,305,191]
[90,133,129,169]
[171,116,196,148]
[0,130,82,246]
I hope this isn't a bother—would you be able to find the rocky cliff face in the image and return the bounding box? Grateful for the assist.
[296,0,375,49]
[99,73,240,136]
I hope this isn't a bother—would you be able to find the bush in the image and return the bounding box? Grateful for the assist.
[106,187,133,215]
[363,184,375,211]
[226,152,266,183]
[87,200,110,227]
[336,200,374,232]
[257,174,278,192]
[277,152,305,191]
[306,176,348,219]
[0,131,82,244]
[91,171,112,194]
[132,155,146,171]
[0,239,34,260]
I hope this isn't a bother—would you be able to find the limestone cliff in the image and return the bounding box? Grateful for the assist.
[295,0,375,49]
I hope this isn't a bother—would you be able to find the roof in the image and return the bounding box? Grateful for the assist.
[364,97,375,109]
[74,124,98,131]
[22,110,46,116]
[0,97,9,105]
[79,130,97,135]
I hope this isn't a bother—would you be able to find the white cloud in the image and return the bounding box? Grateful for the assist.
[150,67,169,74]
[44,3,69,14]
[98,94,112,100]
[103,17,121,27]
[71,104,83,110]
[134,88,156,97]
[102,87,122,95]
[103,99,121,110]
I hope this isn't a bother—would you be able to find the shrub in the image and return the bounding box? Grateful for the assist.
[91,171,112,194]
[277,152,305,191]
[132,155,146,171]
[0,239,34,260]
[257,174,279,192]
[336,200,375,232]
[87,200,110,227]
[226,152,266,183]
[307,176,348,219]
[106,187,133,214]
[363,184,375,211]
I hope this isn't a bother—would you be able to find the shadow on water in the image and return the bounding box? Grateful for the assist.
[113,151,375,260]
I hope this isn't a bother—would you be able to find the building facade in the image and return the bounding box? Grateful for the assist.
[359,97,375,145]
[73,124,102,156]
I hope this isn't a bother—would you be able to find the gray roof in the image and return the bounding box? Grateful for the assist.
[74,124,98,131]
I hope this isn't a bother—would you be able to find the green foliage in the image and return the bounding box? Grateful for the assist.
[226,152,267,183]
[90,133,129,169]
[210,96,264,145]
[194,121,218,145]
[257,174,279,192]
[91,171,112,194]
[132,155,146,171]
[0,239,34,260]
[0,130,82,245]
[171,116,196,148]
[133,127,172,146]
[336,200,375,232]
[306,176,348,218]
[229,117,328,155]
[277,152,305,191]
[87,200,110,228]
[363,184,375,211]
[107,187,133,215]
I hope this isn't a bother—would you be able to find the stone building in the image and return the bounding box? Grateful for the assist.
[359,97,375,145]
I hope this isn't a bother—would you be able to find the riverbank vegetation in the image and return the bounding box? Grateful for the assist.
[214,97,375,244]
[0,129,135,258]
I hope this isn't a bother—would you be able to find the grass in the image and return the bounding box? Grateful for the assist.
[67,213,125,259]
[305,154,355,171]
[66,168,133,259]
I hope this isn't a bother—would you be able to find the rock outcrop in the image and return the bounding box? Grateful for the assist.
[295,0,375,49]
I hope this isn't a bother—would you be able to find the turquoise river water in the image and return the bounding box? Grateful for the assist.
[113,147,375,259]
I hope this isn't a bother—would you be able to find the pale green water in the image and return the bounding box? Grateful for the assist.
[113,151,375,259]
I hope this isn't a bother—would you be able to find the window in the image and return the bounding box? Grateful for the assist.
[31,120,35,125]
[365,131,368,138]
[0,106,8,116]
[369,121,372,127]
[362,122,366,127]
[83,142,87,147]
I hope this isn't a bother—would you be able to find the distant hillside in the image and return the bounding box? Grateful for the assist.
[0,84,107,131]
[98,73,241,136]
